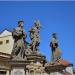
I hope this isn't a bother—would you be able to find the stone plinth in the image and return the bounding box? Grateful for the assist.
[8,59,29,75]
[26,62,45,75]
[45,64,66,74]
[45,59,73,74]
[27,54,46,63]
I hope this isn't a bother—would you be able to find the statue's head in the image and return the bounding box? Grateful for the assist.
[34,20,41,29]
[18,20,24,28]
[52,32,57,38]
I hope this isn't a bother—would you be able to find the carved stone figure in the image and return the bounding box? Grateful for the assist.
[50,33,61,64]
[11,20,27,59]
[29,20,41,54]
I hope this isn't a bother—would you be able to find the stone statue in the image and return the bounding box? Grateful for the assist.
[11,20,27,59]
[29,20,41,54]
[50,33,61,64]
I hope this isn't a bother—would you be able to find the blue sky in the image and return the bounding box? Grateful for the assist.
[0,1,75,66]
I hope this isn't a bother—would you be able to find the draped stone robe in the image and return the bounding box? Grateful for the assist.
[50,37,61,63]
[29,27,40,53]
[11,27,27,58]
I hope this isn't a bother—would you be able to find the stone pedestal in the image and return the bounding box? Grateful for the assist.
[27,62,45,75]
[45,64,66,73]
[9,60,29,75]
[26,54,46,75]
[11,68,25,75]
[45,60,73,75]
[27,54,46,63]
[45,64,66,75]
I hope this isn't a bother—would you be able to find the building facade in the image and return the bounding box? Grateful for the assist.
[0,30,14,54]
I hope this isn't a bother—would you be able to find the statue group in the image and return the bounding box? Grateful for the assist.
[11,20,41,59]
[11,20,61,64]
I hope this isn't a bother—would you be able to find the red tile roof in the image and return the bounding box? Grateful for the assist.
[59,58,71,66]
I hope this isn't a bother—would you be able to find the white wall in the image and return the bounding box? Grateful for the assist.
[0,30,14,54]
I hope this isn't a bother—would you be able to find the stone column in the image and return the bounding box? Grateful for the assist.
[6,70,10,75]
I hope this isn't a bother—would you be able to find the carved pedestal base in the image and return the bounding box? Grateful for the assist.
[45,64,66,73]
[45,59,73,75]
[27,54,46,63]
[27,62,45,75]
[9,60,29,75]
[11,68,25,75]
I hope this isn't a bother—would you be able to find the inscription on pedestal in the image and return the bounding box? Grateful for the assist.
[11,69,25,75]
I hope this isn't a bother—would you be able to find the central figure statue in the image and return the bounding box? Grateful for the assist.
[29,20,41,54]
[11,20,27,59]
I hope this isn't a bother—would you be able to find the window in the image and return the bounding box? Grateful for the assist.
[0,41,3,45]
[6,40,9,44]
